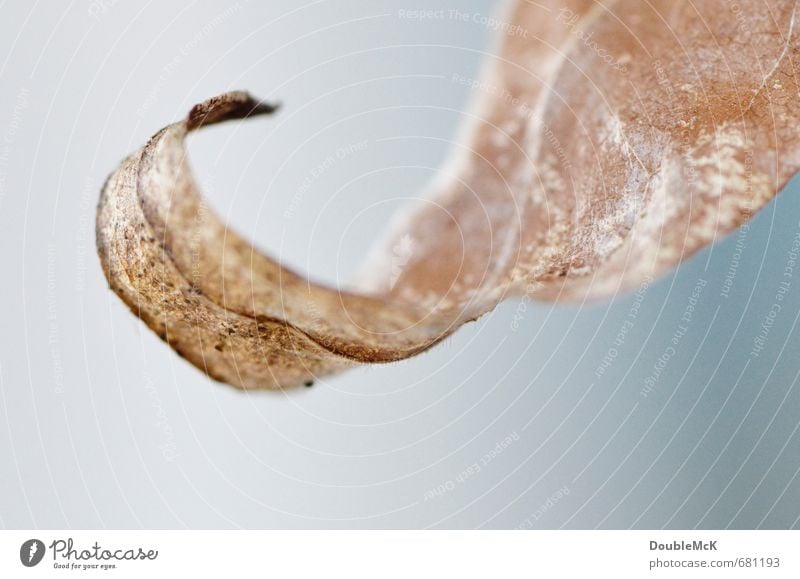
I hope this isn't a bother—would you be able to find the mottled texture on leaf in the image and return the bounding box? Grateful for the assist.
[97,0,800,389]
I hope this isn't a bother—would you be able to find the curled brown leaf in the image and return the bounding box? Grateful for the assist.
[96,0,800,389]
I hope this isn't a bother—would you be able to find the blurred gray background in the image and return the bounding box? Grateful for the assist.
[1,0,799,529]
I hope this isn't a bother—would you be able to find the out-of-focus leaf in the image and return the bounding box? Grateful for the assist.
[97,1,800,389]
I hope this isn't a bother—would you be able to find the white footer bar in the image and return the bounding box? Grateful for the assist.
[1,531,797,577]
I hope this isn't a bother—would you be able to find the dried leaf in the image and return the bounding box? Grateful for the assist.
[97,0,800,389]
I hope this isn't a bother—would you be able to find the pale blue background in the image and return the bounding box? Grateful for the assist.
[0,0,798,529]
